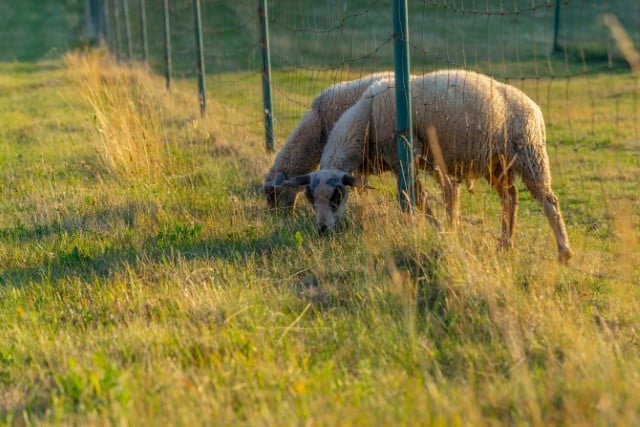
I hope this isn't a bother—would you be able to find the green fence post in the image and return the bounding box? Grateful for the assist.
[104,0,112,49]
[258,0,275,152]
[553,0,561,52]
[162,0,172,90]
[86,0,103,44]
[97,0,108,44]
[112,0,121,60]
[138,0,149,64]
[99,0,107,43]
[193,0,207,115]
[121,0,133,61]
[392,0,415,211]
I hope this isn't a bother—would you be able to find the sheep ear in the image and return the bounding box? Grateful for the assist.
[262,172,288,194]
[274,171,287,186]
[261,181,274,194]
[341,174,365,188]
[283,174,311,187]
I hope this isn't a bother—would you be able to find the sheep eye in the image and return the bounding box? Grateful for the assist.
[304,186,314,204]
[330,186,345,210]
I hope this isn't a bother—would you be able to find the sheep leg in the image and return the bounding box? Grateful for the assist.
[414,177,434,214]
[526,184,573,263]
[415,178,427,211]
[414,178,441,229]
[443,180,461,227]
[515,150,572,261]
[487,156,518,249]
[543,192,573,263]
[495,174,518,249]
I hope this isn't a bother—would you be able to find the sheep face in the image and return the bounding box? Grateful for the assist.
[262,172,300,210]
[284,169,360,233]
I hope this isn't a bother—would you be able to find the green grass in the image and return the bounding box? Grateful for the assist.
[1,1,640,425]
[1,51,639,426]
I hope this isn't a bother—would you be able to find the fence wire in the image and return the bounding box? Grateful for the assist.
[99,0,640,150]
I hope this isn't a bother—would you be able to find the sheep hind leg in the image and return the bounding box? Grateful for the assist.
[526,183,573,263]
[542,190,573,263]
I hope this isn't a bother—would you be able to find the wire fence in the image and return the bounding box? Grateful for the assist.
[91,0,640,154]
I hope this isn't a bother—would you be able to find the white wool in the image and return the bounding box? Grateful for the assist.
[262,72,392,208]
[316,69,572,261]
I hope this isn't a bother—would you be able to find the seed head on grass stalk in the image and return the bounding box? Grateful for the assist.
[66,51,176,182]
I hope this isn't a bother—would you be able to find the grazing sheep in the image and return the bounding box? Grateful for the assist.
[284,70,573,262]
[262,72,393,209]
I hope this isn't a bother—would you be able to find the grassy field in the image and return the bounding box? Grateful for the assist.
[1,1,640,426]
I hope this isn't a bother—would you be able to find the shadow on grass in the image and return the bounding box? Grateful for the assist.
[0,214,303,288]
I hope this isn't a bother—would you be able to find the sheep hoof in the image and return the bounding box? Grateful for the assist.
[425,214,442,231]
[558,247,573,264]
[466,179,475,193]
[497,239,513,251]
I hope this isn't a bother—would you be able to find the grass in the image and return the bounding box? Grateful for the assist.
[1,1,640,425]
[1,50,639,425]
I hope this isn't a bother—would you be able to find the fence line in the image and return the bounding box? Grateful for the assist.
[90,0,640,207]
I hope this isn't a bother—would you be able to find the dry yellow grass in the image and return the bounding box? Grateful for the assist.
[67,52,175,180]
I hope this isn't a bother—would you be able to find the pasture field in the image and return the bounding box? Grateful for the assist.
[1,50,639,426]
[1,1,640,425]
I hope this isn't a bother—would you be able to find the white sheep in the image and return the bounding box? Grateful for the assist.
[283,70,573,262]
[262,72,393,209]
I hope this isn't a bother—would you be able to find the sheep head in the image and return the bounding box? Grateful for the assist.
[283,168,363,233]
[262,171,300,210]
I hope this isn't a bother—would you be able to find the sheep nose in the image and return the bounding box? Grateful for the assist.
[318,225,328,234]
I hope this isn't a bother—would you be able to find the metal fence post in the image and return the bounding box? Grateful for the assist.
[162,0,172,90]
[121,0,133,60]
[112,0,121,60]
[553,0,561,52]
[392,0,415,211]
[99,0,108,44]
[86,0,104,44]
[103,0,111,48]
[258,0,275,152]
[138,0,149,64]
[193,0,207,115]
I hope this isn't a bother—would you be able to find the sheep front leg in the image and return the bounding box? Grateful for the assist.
[443,181,461,227]
[487,156,518,250]
[415,178,441,229]
[496,176,518,249]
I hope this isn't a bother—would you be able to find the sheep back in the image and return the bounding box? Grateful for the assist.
[312,71,393,141]
[359,70,548,188]
[264,72,392,184]
[320,79,396,172]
